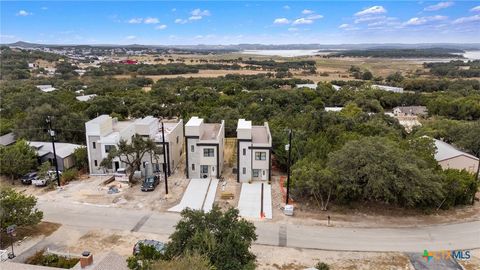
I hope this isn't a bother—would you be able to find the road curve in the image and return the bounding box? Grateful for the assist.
[37,200,480,253]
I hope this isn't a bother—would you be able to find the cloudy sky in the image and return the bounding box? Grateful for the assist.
[1,1,479,45]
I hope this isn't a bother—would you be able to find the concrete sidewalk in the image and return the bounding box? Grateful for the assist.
[168,178,218,212]
[238,182,272,219]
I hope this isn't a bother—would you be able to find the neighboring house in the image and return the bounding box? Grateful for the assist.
[0,132,16,146]
[296,83,317,90]
[372,84,404,93]
[325,107,344,112]
[433,138,479,174]
[75,94,97,102]
[36,84,57,92]
[393,106,428,117]
[85,115,183,175]
[28,141,82,171]
[237,119,272,183]
[332,84,341,91]
[185,116,225,179]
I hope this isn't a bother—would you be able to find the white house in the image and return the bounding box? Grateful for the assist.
[36,85,57,92]
[372,84,404,93]
[85,115,184,175]
[76,94,97,102]
[237,119,272,182]
[433,139,479,174]
[296,83,317,90]
[185,117,225,179]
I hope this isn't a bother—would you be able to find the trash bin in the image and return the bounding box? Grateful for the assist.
[284,204,294,216]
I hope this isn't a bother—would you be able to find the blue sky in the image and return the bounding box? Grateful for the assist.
[1,1,479,45]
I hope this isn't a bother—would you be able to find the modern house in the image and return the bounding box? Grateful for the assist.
[433,138,479,174]
[85,115,183,175]
[36,84,57,92]
[28,141,83,171]
[393,106,428,117]
[185,116,225,179]
[236,119,272,183]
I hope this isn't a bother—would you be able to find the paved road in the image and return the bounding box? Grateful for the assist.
[37,200,480,253]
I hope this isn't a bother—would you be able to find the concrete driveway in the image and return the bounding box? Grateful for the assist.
[168,178,218,212]
[238,182,272,219]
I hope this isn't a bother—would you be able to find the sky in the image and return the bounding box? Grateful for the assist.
[1,1,480,45]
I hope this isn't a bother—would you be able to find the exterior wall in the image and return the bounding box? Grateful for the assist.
[166,120,184,173]
[86,135,104,174]
[218,121,225,176]
[439,155,479,174]
[238,141,252,182]
[186,137,200,179]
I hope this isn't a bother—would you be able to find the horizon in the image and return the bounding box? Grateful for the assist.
[1,1,480,45]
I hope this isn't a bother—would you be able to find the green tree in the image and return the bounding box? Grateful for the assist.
[100,134,159,183]
[151,253,214,270]
[440,169,478,208]
[0,139,37,183]
[361,70,373,80]
[73,147,89,172]
[0,188,43,245]
[164,206,257,270]
[127,244,164,270]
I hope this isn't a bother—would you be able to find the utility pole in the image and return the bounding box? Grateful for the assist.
[285,129,292,205]
[161,122,168,195]
[46,116,61,187]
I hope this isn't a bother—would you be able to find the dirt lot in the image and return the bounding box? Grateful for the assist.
[113,69,271,82]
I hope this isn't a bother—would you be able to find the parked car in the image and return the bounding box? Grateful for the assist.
[133,240,165,255]
[21,172,38,185]
[32,177,49,187]
[114,168,129,182]
[141,176,159,192]
[47,170,62,179]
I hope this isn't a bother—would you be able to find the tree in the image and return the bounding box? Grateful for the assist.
[361,70,373,80]
[73,147,88,172]
[164,206,257,270]
[151,253,214,270]
[127,243,164,270]
[0,140,37,183]
[101,134,159,183]
[440,169,478,208]
[0,188,43,246]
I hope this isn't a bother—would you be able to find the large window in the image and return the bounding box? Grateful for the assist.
[255,152,266,160]
[203,148,215,157]
[201,165,209,173]
[105,145,116,153]
[253,169,260,177]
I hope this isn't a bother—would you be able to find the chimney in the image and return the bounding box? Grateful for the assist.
[80,251,93,268]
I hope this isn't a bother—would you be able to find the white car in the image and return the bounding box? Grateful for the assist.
[32,178,49,186]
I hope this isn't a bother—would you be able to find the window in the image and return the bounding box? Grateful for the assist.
[255,152,266,160]
[253,169,260,177]
[203,148,215,157]
[176,136,179,144]
[243,148,246,156]
[191,145,194,152]
[92,142,96,149]
[105,145,116,153]
[201,165,208,173]
[242,167,246,175]
[94,160,98,166]
[192,164,195,171]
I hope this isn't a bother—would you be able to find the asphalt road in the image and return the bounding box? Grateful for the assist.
[37,200,480,253]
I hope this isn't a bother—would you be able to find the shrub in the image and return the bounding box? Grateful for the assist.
[315,262,330,270]
[61,168,79,183]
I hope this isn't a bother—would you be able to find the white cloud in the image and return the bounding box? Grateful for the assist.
[155,24,167,30]
[338,24,350,29]
[189,15,203,21]
[125,35,136,40]
[143,17,159,24]
[354,15,385,24]
[16,10,32,16]
[128,18,143,24]
[175,18,188,24]
[424,2,454,11]
[403,15,447,26]
[273,18,290,24]
[302,9,314,15]
[41,7,48,10]
[470,6,480,12]
[307,14,323,20]
[191,8,210,17]
[288,27,299,32]
[171,8,177,12]
[292,18,314,25]
[355,6,386,16]
[283,5,291,10]
[452,14,480,24]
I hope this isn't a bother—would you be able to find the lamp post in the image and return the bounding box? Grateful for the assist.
[285,129,292,205]
[46,116,61,187]
[7,224,16,259]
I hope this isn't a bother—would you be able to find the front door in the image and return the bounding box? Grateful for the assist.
[200,165,209,178]
[114,161,120,171]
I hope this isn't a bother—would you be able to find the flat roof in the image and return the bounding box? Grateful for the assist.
[186,116,203,127]
[252,126,269,144]
[237,119,252,130]
[113,120,134,132]
[201,123,221,140]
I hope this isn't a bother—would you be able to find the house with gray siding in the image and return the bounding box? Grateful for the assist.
[28,141,82,171]
[237,119,272,182]
[185,116,225,179]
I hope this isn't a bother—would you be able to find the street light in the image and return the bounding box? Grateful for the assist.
[7,224,16,259]
[285,129,292,205]
[46,116,61,187]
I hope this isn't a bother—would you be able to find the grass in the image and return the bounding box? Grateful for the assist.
[0,221,61,249]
